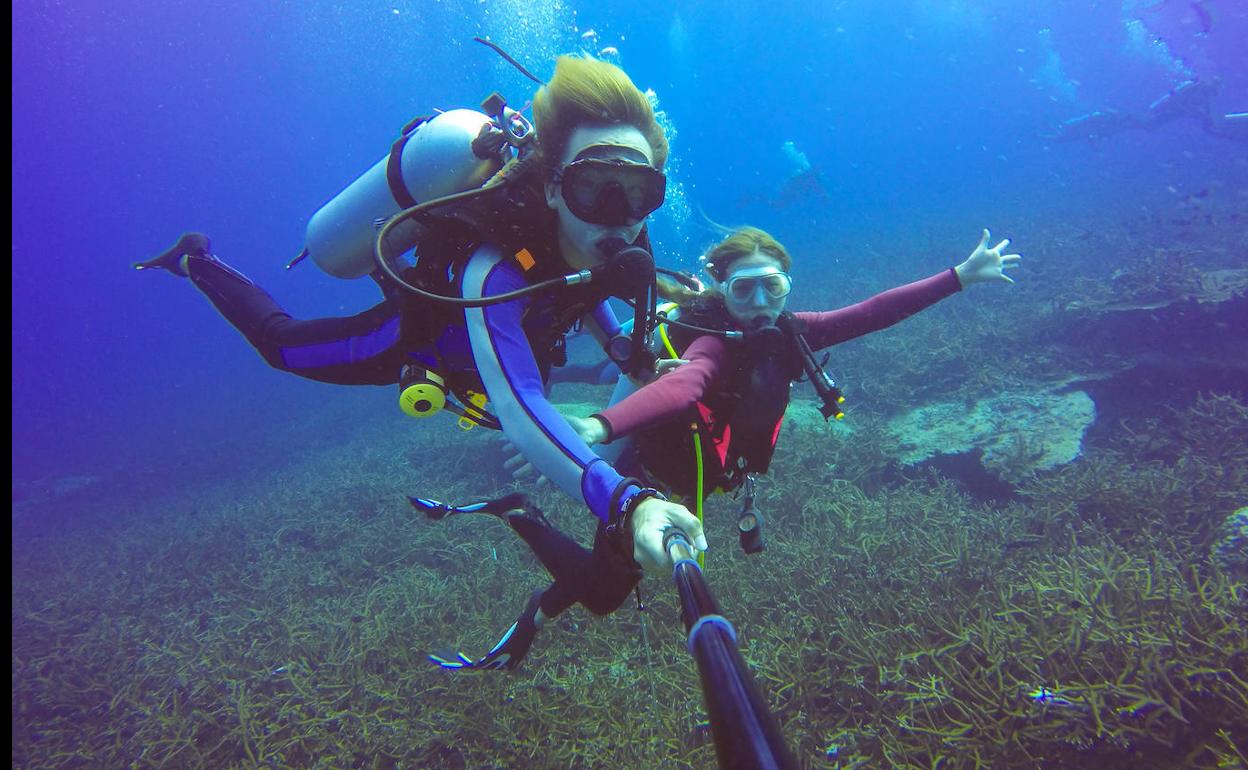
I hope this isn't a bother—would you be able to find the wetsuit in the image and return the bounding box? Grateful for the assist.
[184,236,649,527]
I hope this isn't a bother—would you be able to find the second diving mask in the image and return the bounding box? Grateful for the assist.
[724,269,793,302]
[555,158,667,226]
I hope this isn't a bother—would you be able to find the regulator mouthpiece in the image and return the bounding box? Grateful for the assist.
[597,237,630,259]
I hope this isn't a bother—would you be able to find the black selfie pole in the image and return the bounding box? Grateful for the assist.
[664,529,799,770]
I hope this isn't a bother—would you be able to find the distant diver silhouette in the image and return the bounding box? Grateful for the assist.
[1042,109,1141,144]
[734,140,831,209]
[1044,78,1246,144]
[775,140,831,206]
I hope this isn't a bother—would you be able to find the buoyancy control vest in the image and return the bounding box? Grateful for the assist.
[638,298,804,497]
[390,187,627,428]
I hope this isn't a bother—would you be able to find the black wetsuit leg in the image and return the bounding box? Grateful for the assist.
[185,254,408,385]
[505,514,641,618]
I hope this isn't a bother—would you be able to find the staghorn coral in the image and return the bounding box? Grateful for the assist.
[12,401,1248,770]
[725,467,1248,769]
[1019,393,1248,550]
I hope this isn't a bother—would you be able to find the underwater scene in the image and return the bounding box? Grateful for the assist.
[11,0,1247,768]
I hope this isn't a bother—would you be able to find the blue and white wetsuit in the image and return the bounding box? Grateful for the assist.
[460,245,643,523]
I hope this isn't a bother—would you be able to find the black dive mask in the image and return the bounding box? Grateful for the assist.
[555,158,666,226]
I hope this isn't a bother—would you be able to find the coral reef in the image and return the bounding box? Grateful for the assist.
[1065,260,1248,314]
[1019,393,1248,550]
[11,391,1247,769]
[1213,508,1248,580]
[887,390,1096,482]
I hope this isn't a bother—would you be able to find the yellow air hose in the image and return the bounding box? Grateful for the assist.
[658,316,705,569]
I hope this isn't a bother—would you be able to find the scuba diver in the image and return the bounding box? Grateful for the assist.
[415,225,1022,670]
[734,139,832,210]
[135,54,707,578]
[773,140,832,208]
[1042,108,1141,144]
[1142,76,1247,141]
[1144,77,1221,129]
[1044,77,1246,144]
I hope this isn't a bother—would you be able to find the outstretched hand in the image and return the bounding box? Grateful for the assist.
[955,229,1022,287]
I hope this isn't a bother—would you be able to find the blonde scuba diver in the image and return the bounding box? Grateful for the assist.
[136,53,708,616]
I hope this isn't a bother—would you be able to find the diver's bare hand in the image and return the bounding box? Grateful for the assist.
[631,498,707,574]
[655,358,690,375]
[565,415,609,446]
[955,229,1022,287]
[501,440,548,487]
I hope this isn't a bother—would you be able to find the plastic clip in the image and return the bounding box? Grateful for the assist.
[458,391,490,431]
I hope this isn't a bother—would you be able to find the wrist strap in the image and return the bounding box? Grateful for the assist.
[608,478,643,526]
[606,478,664,535]
[604,479,665,568]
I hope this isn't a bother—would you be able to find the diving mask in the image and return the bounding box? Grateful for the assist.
[723,267,793,302]
[554,158,667,226]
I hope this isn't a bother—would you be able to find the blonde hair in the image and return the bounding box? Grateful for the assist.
[656,273,703,305]
[702,226,793,282]
[531,55,668,172]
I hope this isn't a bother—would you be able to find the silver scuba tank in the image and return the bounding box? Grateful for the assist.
[303,108,504,280]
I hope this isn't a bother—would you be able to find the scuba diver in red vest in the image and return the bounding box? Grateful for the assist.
[135,55,710,625]
[414,224,1020,670]
[577,225,1020,490]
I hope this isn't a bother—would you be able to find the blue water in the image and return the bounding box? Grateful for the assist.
[11,3,1248,768]
[11,1,1246,487]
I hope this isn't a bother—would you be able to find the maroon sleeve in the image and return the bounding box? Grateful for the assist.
[596,334,727,441]
[798,268,962,351]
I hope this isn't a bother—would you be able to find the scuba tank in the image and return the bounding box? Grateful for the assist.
[290,96,531,427]
[301,108,507,280]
